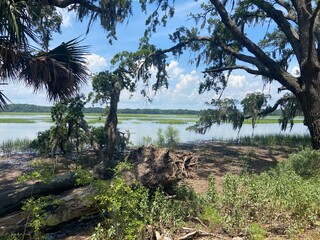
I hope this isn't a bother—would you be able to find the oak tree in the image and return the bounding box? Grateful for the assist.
[115,0,320,149]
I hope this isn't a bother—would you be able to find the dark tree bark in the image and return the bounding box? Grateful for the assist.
[103,81,122,167]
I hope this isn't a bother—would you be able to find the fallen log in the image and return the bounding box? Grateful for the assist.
[0,173,76,217]
[0,185,97,236]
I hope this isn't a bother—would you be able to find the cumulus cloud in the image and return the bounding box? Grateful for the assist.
[174,70,199,93]
[85,54,108,74]
[167,60,184,77]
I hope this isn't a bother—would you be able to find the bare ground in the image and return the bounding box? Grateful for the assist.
[0,142,317,239]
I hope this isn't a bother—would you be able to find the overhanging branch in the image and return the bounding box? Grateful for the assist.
[45,0,102,13]
[210,0,300,94]
[246,94,296,119]
[203,65,262,75]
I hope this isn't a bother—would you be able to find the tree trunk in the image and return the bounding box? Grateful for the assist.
[298,74,320,149]
[104,81,122,167]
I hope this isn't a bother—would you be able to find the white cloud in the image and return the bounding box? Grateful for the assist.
[167,60,184,77]
[228,75,246,88]
[85,54,108,74]
[57,8,75,28]
[174,70,199,93]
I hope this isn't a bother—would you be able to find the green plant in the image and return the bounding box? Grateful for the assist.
[18,159,58,184]
[141,135,153,146]
[30,130,51,155]
[154,126,180,148]
[164,126,180,148]
[245,222,266,240]
[200,206,222,230]
[0,233,23,240]
[156,128,166,147]
[211,148,320,235]
[1,138,32,155]
[92,177,149,240]
[288,148,320,179]
[22,195,62,240]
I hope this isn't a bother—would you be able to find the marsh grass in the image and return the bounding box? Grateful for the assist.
[243,118,304,124]
[236,134,311,148]
[0,138,33,154]
[0,118,35,123]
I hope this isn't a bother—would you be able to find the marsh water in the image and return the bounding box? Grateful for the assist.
[0,113,309,145]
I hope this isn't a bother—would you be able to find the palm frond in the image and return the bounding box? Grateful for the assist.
[0,90,10,111]
[0,0,39,46]
[20,38,89,101]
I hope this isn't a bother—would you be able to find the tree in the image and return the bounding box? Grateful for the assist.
[91,70,135,167]
[0,0,173,108]
[112,0,320,149]
[0,0,90,106]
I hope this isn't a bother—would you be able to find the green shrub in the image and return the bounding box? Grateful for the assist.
[237,134,311,148]
[154,126,180,148]
[22,196,62,240]
[1,138,32,154]
[287,148,320,179]
[215,149,320,235]
[245,222,266,240]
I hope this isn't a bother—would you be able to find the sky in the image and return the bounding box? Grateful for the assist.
[2,1,299,110]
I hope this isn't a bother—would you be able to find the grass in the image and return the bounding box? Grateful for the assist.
[0,138,33,154]
[236,133,311,148]
[207,148,320,236]
[244,118,304,124]
[0,118,35,123]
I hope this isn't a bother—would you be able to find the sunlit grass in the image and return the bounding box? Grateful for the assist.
[236,133,311,148]
[1,112,49,116]
[0,118,35,123]
[1,138,33,154]
[243,118,304,124]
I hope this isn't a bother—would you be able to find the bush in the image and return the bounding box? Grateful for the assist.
[287,148,320,179]
[155,126,180,148]
[215,148,320,235]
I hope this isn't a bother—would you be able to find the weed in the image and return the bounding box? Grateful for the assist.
[22,195,62,240]
[245,222,267,240]
[154,126,180,149]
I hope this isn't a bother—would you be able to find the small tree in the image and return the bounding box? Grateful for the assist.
[33,95,100,155]
[91,69,135,167]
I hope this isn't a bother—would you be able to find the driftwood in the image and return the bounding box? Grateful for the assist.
[0,173,76,217]
[0,185,97,236]
[178,227,229,240]
[123,146,198,190]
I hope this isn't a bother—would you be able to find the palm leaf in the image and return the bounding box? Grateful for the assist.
[0,89,10,111]
[0,0,39,46]
[20,38,89,101]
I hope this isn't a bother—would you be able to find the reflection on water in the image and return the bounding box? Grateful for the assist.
[0,118,309,145]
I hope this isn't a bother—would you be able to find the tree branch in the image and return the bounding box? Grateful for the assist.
[307,1,320,66]
[203,65,262,75]
[252,0,301,62]
[246,94,296,119]
[43,0,102,13]
[275,0,298,23]
[218,43,274,78]
[210,0,301,94]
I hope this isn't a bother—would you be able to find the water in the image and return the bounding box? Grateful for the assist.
[0,114,309,145]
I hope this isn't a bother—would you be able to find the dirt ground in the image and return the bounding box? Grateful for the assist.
[0,142,309,239]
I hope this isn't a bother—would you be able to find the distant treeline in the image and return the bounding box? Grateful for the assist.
[3,104,200,115]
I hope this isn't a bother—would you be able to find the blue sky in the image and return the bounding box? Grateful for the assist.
[2,1,298,110]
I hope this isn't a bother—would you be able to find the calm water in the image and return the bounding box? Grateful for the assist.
[0,114,309,145]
